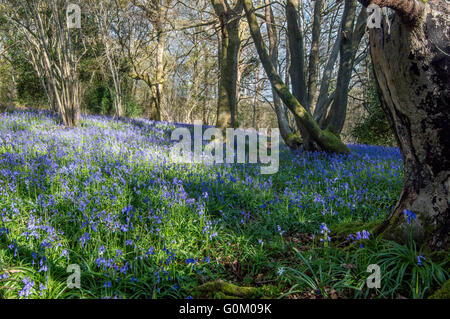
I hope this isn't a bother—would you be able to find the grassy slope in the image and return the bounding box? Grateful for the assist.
[1,110,443,299]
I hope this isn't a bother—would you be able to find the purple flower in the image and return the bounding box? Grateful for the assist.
[0,273,10,280]
[19,277,34,298]
[320,223,331,242]
[403,209,416,224]
[60,249,69,260]
[79,232,90,248]
[417,255,425,266]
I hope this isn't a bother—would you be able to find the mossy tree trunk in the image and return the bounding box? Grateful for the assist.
[360,0,449,250]
[243,0,350,154]
[264,0,300,148]
[211,0,243,130]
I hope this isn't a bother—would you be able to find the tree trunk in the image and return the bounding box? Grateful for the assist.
[243,0,350,154]
[265,0,299,148]
[322,0,358,133]
[307,0,323,110]
[286,0,308,111]
[314,26,341,123]
[203,43,210,125]
[96,2,124,118]
[315,1,367,134]
[361,0,449,250]
[151,13,165,122]
[212,0,243,130]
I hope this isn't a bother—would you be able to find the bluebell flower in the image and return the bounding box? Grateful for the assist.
[320,223,331,242]
[403,209,416,224]
[78,232,90,248]
[417,255,425,266]
[19,277,34,298]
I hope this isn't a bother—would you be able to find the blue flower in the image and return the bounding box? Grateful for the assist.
[277,267,285,276]
[403,209,416,224]
[18,277,34,298]
[417,255,425,266]
[78,232,90,248]
[0,273,10,280]
[320,223,331,242]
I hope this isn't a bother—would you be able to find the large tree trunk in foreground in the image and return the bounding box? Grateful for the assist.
[361,0,449,250]
[243,0,350,154]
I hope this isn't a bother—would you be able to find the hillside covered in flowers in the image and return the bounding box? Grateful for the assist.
[0,110,447,299]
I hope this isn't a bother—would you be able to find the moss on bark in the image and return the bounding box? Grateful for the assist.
[190,280,270,299]
[428,279,450,299]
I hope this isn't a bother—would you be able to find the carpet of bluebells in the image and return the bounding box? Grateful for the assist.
[0,110,404,299]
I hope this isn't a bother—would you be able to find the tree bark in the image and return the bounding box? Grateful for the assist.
[314,25,341,123]
[243,0,350,154]
[151,6,166,122]
[307,0,323,110]
[286,0,308,111]
[322,0,358,133]
[95,2,124,118]
[314,1,367,134]
[264,0,299,148]
[361,0,449,250]
[212,0,243,130]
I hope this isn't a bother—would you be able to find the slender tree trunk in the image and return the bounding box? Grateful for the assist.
[359,0,449,250]
[314,26,341,124]
[307,0,323,110]
[252,70,260,130]
[243,0,350,154]
[264,0,299,147]
[315,2,367,134]
[322,0,358,133]
[151,15,165,122]
[96,2,124,118]
[203,44,210,125]
[286,0,308,111]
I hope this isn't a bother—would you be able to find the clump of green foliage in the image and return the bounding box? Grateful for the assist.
[351,80,396,146]
[282,235,448,299]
